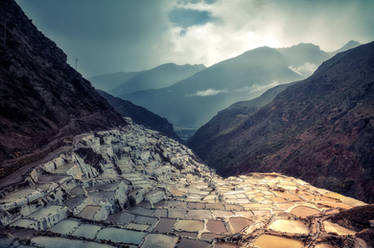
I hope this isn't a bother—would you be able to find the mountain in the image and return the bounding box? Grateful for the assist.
[333,40,361,55]
[88,71,140,92]
[190,42,374,203]
[97,90,180,140]
[0,0,126,180]
[277,43,329,77]
[188,82,295,153]
[276,41,360,78]
[122,47,302,129]
[189,41,363,155]
[111,63,205,96]
[278,43,329,66]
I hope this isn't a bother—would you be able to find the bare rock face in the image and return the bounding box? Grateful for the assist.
[0,119,371,247]
[0,0,126,178]
[190,42,374,203]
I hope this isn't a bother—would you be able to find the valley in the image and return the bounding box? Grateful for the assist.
[1,0,373,247]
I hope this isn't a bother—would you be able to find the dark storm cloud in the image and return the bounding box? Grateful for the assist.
[168,8,215,28]
[16,0,171,76]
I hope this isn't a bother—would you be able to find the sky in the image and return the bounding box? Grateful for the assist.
[16,0,374,77]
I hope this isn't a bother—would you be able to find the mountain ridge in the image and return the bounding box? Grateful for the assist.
[111,62,205,96]
[190,41,374,203]
[97,89,180,140]
[88,71,140,92]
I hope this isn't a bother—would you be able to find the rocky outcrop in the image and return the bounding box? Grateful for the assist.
[97,89,180,141]
[0,0,126,179]
[191,42,374,203]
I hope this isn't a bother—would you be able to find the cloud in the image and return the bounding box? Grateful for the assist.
[289,63,318,77]
[188,88,227,97]
[249,81,281,95]
[162,0,374,68]
[16,0,374,77]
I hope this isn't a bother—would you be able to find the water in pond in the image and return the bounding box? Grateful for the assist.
[323,221,356,235]
[290,206,320,218]
[96,227,145,245]
[268,219,309,234]
[31,236,114,248]
[174,220,204,232]
[253,234,304,248]
[50,219,80,235]
[71,224,102,239]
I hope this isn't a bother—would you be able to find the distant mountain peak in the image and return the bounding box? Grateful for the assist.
[344,40,360,47]
[334,40,361,53]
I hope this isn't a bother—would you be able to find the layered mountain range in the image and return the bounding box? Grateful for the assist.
[190,42,374,203]
[122,47,302,128]
[89,63,205,95]
[118,41,359,130]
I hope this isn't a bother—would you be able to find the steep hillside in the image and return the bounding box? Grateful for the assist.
[192,42,374,203]
[112,63,205,96]
[188,82,294,153]
[97,90,180,140]
[0,0,126,179]
[88,71,140,92]
[123,47,301,128]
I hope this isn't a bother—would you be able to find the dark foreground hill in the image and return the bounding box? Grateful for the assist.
[97,90,180,140]
[0,0,126,179]
[190,42,374,203]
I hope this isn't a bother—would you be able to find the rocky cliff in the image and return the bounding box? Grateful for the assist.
[191,42,374,203]
[97,89,180,140]
[0,0,126,179]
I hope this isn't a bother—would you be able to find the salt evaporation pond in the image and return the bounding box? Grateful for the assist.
[96,227,145,245]
[50,219,80,235]
[31,236,115,248]
[72,223,102,239]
